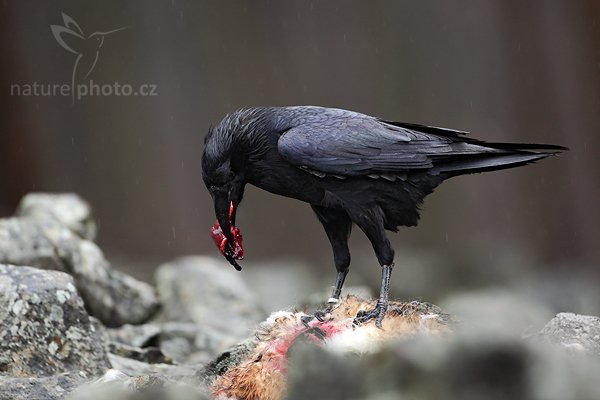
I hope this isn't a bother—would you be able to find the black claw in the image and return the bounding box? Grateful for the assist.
[353,304,388,328]
[314,311,327,322]
[300,315,314,327]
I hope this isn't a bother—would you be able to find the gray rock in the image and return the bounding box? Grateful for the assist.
[16,193,97,241]
[108,321,243,365]
[243,260,321,311]
[441,288,554,337]
[108,323,162,349]
[54,236,159,326]
[67,369,211,400]
[0,371,88,400]
[537,312,600,355]
[108,342,172,365]
[0,264,110,377]
[155,256,264,340]
[0,216,64,270]
[157,322,236,365]
[0,194,159,327]
[106,354,196,378]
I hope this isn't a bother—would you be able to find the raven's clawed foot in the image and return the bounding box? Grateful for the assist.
[300,301,337,327]
[300,312,329,328]
[300,311,331,327]
[353,303,388,328]
[314,299,339,322]
[313,309,330,322]
[300,315,315,327]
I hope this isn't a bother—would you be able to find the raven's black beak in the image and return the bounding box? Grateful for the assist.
[213,190,233,243]
[212,189,242,271]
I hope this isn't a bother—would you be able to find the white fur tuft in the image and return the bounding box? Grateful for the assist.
[265,310,296,324]
[324,325,383,354]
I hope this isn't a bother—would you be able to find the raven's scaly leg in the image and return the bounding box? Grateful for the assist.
[314,268,349,321]
[311,205,352,322]
[353,263,393,328]
[350,205,395,328]
[330,268,349,302]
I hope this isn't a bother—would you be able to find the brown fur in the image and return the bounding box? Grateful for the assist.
[331,295,450,337]
[211,296,450,400]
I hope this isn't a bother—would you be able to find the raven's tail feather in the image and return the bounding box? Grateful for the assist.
[432,143,567,176]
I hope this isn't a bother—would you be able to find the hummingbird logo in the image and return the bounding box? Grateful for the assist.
[51,13,126,101]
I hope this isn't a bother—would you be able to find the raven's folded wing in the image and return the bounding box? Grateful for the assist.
[277,116,501,176]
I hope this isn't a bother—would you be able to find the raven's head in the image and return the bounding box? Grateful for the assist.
[202,124,246,271]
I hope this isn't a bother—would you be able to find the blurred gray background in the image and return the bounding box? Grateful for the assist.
[1,1,599,311]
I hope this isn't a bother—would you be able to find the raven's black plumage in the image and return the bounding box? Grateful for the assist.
[202,106,565,326]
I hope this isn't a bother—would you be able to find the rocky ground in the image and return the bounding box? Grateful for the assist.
[1,193,600,400]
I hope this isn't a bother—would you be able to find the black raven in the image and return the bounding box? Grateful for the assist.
[201,106,565,327]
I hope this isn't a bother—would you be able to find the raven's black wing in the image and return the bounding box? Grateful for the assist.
[277,109,565,177]
[277,112,524,177]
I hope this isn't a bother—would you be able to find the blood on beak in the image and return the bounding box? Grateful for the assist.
[210,200,244,271]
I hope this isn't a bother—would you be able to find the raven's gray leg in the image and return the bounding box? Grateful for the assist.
[311,205,352,321]
[330,268,349,302]
[350,206,395,328]
[354,263,394,328]
[312,268,349,322]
